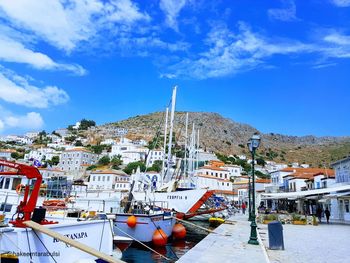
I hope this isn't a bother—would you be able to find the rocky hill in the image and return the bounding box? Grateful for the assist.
[100,111,350,167]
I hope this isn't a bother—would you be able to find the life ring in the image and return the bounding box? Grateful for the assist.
[15,184,24,194]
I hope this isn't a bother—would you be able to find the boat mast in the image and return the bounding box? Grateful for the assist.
[161,107,169,186]
[196,129,200,170]
[184,112,189,180]
[165,86,177,182]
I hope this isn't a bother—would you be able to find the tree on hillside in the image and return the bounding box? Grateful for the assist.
[75,140,83,146]
[256,158,266,167]
[123,161,146,175]
[111,155,123,170]
[79,119,96,130]
[90,145,105,154]
[146,160,162,172]
[98,156,110,166]
[11,152,22,160]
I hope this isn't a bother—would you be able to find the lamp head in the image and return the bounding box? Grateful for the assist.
[247,134,261,153]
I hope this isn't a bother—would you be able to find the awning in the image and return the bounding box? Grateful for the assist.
[261,184,350,200]
[323,191,350,199]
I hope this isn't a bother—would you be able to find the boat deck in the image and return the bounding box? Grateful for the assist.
[177,214,269,263]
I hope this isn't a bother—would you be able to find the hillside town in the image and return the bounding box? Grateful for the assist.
[1,118,349,224]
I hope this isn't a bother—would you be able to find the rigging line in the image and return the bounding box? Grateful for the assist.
[145,109,167,168]
[113,224,173,261]
[25,228,33,261]
[99,218,106,251]
[2,232,24,253]
[32,230,58,263]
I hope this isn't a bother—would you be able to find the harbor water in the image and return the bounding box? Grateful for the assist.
[120,221,210,262]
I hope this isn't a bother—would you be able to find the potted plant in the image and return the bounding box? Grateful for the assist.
[292,214,307,225]
[263,214,278,224]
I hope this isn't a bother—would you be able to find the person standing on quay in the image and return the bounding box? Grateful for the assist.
[242,202,246,215]
[325,208,331,224]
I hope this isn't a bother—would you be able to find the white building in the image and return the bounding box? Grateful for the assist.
[25,132,39,139]
[147,150,164,165]
[58,148,98,173]
[0,149,16,160]
[89,170,130,191]
[101,139,116,145]
[24,148,61,162]
[38,168,66,179]
[330,157,350,222]
[110,138,148,164]
[54,128,69,137]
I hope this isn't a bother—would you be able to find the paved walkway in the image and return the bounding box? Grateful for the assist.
[258,222,350,263]
[177,214,268,263]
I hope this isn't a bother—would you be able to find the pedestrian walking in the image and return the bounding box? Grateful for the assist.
[325,208,331,224]
[242,202,246,215]
[316,206,323,223]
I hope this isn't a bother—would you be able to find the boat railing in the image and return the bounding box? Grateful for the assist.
[117,200,170,215]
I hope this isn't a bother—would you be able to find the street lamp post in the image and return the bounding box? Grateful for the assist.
[248,172,252,221]
[247,134,261,245]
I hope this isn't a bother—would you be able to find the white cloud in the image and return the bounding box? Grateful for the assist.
[0,105,44,131]
[331,0,350,7]
[163,23,350,79]
[322,32,350,58]
[324,33,350,45]
[0,69,69,108]
[268,0,298,22]
[159,0,187,31]
[0,0,150,52]
[168,22,311,79]
[104,0,150,24]
[0,36,86,75]
[4,112,44,130]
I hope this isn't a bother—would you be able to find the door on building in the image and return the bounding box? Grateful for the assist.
[339,200,344,221]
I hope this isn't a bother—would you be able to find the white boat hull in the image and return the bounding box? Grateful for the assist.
[113,213,176,243]
[0,220,113,262]
[132,189,208,214]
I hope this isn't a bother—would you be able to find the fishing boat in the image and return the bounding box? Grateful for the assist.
[112,171,177,246]
[0,159,117,263]
[113,205,176,244]
[132,86,227,220]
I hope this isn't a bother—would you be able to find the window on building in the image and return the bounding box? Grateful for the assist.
[345,200,350,213]
[102,177,105,181]
[107,176,110,181]
[76,161,78,164]
[227,183,229,186]
[92,176,95,181]
[11,178,21,190]
[225,175,227,179]
[98,176,101,181]
[4,178,10,189]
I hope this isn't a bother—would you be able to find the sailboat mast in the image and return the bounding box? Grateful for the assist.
[161,107,169,186]
[196,129,200,170]
[184,112,189,179]
[166,86,177,181]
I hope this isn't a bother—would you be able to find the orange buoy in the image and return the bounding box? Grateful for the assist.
[172,223,186,239]
[126,215,137,228]
[152,228,168,246]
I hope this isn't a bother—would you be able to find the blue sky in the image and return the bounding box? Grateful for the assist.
[0,0,349,137]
